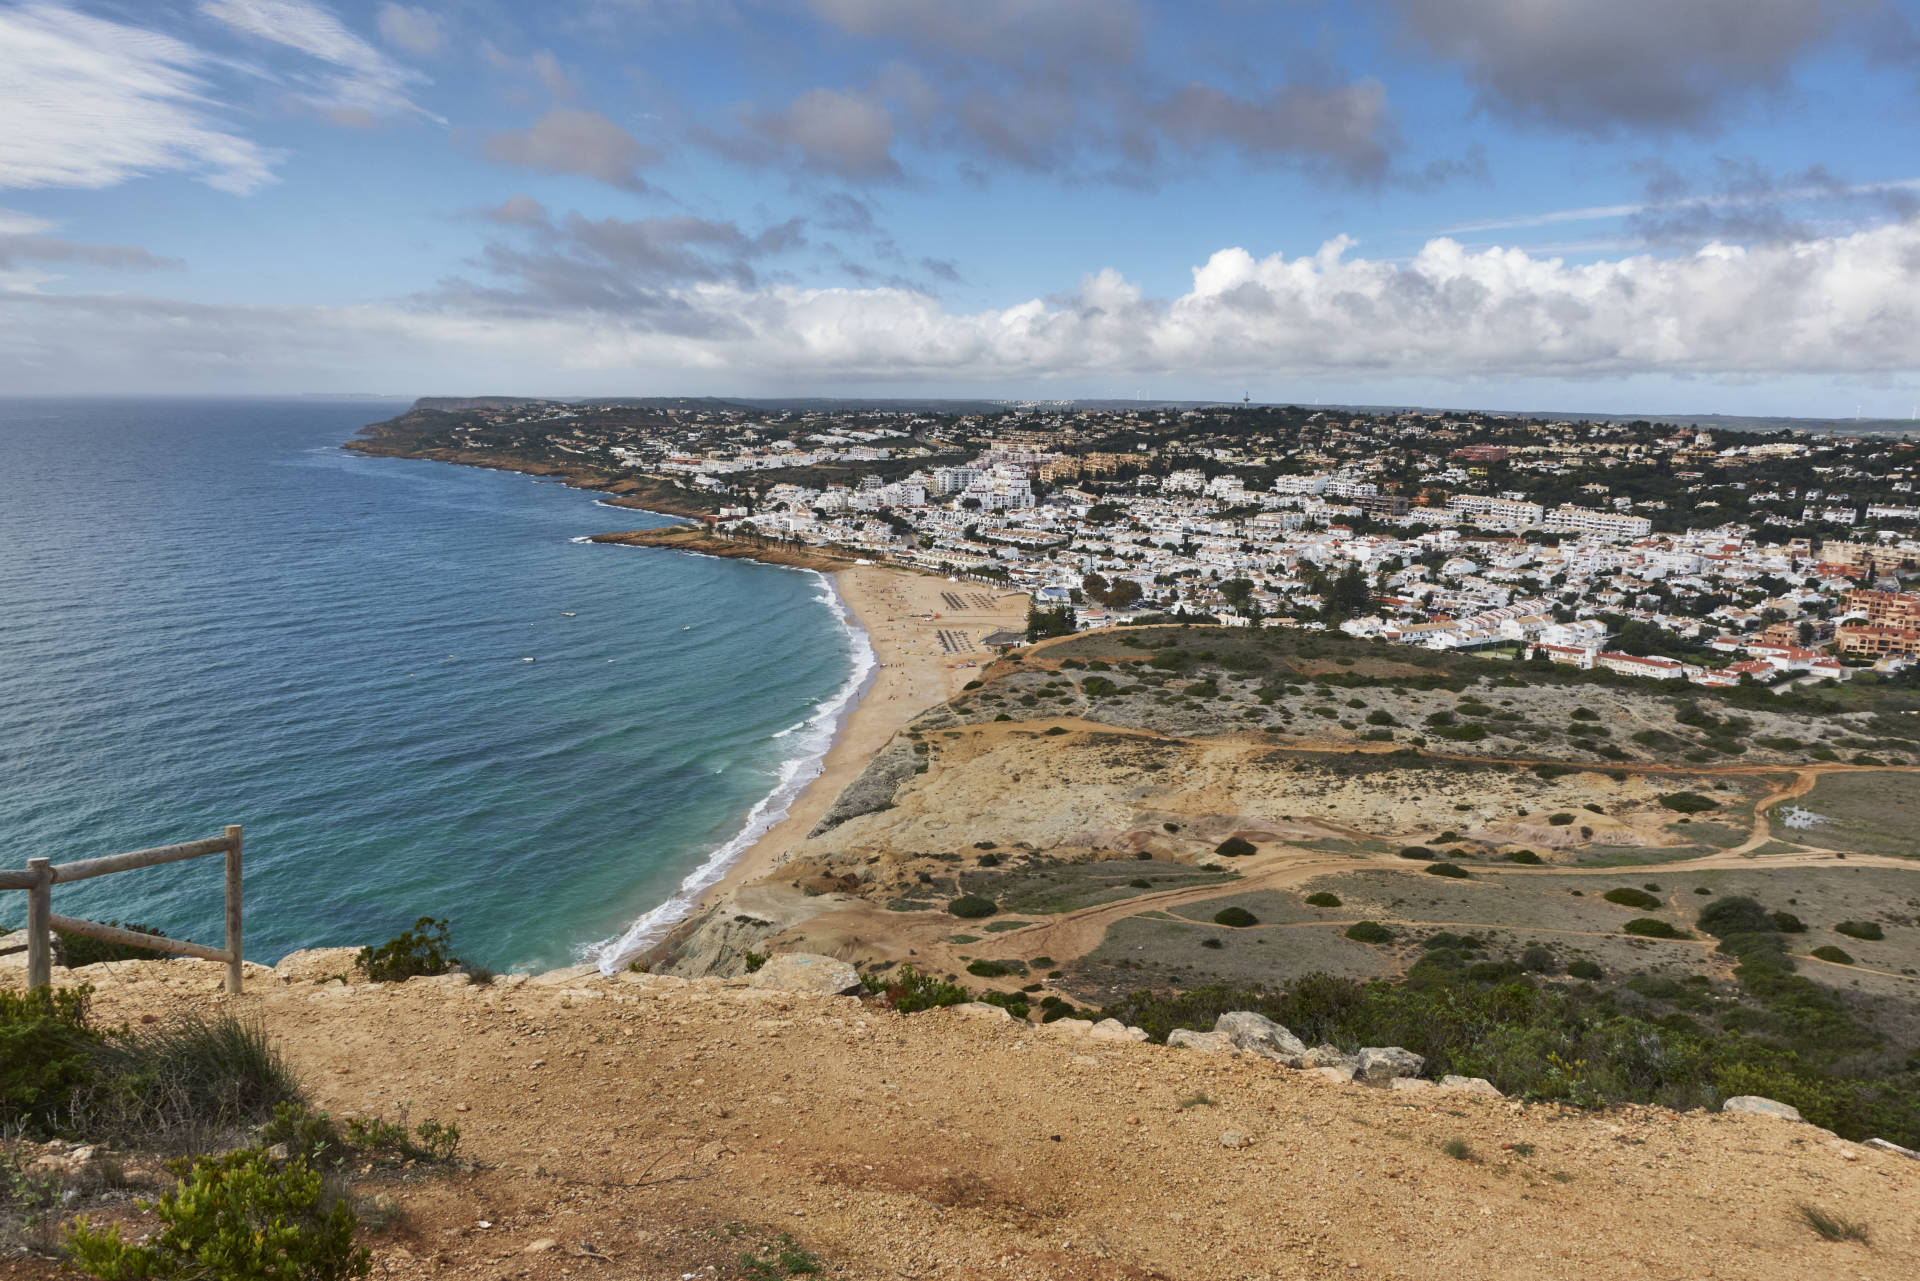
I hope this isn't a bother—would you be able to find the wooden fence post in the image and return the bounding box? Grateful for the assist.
[224,825,243,995]
[25,858,51,990]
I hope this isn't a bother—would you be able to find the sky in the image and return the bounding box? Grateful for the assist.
[3,0,1920,415]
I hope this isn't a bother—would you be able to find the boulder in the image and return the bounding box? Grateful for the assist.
[1866,1137,1920,1161]
[1355,1046,1425,1084]
[1303,1044,1359,1073]
[1218,1130,1253,1150]
[746,953,866,997]
[1722,1095,1804,1123]
[1389,1077,1435,1093]
[1167,1029,1233,1053]
[1213,1011,1308,1063]
[1314,1065,1357,1085]
[1087,1018,1150,1043]
[1438,1075,1504,1098]
[951,1001,1014,1022]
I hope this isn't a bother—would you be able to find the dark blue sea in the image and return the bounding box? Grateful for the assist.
[0,400,866,972]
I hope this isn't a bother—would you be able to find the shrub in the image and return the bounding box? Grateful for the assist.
[1506,849,1543,865]
[1547,813,1575,826]
[1200,938,1224,950]
[962,680,983,690]
[1043,726,1068,736]
[1771,912,1808,934]
[741,951,769,973]
[1519,945,1557,973]
[947,895,997,919]
[356,918,456,983]
[1345,921,1394,944]
[66,1147,369,1281]
[1570,707,1599,721]
[1081,677,1118,696]
[58,921,170,968]
[1128,877,1152,889]
[1398,845,1435,861]
[1365,709,1397,726]
[1566,959,1604,980]
[880,964,969,1012]
[1697,896,1776,938]
[1214,836,1256,858]
[1425,863,1469,879]
[0,985,99,1134]
[977,852,1001,868]
[1659,792,1720,814]
[1811,946,1855,965]
[1835,921,1884,941]
[1304,892,1342,908]
[1623,918,1686,939]
[1604,888,1661,910]
[966,959,1015,978]
[1213,907,1258,928]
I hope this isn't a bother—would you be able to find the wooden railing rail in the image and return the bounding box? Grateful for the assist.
[6,825,243,994]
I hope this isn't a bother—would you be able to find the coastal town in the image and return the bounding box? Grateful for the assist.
[356,397,1920,694]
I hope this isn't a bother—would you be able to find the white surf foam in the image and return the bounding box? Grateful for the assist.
[585,570,877,974]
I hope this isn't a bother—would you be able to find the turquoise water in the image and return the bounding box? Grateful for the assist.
[0,400,863,972]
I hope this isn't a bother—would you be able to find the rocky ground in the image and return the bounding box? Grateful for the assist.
[6,952,1917,1280]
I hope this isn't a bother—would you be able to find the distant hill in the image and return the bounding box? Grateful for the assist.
[403,394,1918,437]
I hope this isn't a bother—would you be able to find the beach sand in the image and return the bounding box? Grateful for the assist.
[689,564,1029,911]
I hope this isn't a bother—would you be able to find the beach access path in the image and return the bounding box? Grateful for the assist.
[689,563,1030,912]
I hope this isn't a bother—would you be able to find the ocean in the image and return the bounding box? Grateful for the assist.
[0,399,866,973]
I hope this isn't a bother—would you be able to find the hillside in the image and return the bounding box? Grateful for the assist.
[4,952,1915,1279]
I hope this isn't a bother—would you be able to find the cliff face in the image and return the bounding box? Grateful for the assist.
[4,950,1911,1280]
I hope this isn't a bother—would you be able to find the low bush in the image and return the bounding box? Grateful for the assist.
[1623,918,1687,939]
[947,895,997,919]
[966,959,1015,978]
[1201,937,1224,950]
[1603,888,1661,910]
[66,1147,369,1281]
[1811,946,1855,965]
[1519,945,1557,973]
[1213,907,1258,928]
[1547,813,1575,826]
[1345,921,1394,944]
[1659,792,1720,814]
[1505,849,1543,865]
[58,921,170,968]
[1771,912,1808,933]
[1835,921,1885,941]
[1696,896,1775,938]
[880,964,969,1012]
[1304,892,1342,907]
[1425,863,1469,879]
[976,852,1000,867]
[1566,959,1604,980]
[1398,845,1435,861]
[0,985,98,1134]
[356,918,456,983]
[1214,836,1256,858]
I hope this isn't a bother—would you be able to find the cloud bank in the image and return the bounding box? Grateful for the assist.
[6,222,1920,392]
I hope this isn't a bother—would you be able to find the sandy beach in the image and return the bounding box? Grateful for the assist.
[686,562,1029,912]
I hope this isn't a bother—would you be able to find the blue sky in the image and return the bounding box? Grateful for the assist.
[3,0,1920,414]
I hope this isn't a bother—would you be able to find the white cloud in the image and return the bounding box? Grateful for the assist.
[0,3,279,193]
[8,222,1920,391]
[375,3,445,56]
[200,0,434,123]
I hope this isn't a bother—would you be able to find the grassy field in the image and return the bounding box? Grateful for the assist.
[1772,771,1920,858]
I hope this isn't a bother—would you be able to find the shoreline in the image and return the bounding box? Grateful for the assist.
[341,437,1030,971]
[582,548,1029,970]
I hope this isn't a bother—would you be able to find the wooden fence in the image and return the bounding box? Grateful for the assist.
[1,826,243,993]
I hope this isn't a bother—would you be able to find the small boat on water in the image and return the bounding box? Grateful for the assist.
[522,657,535,663]
[561,611,576,617]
